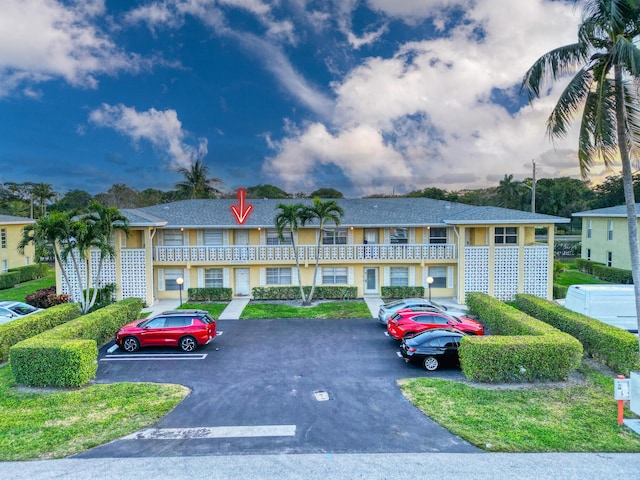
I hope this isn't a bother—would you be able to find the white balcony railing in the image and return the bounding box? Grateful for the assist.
[154,243,457,263]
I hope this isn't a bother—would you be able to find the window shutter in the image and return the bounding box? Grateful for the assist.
[409,266,415,286]
[347,228,354,244]
[348,267,354,285]
[223,230,229,245]
[383,267,390,285]
[183,269,189,289]
[292,268,298,285]
[423,227,429,244]
[260,229,266,244]
[293,231,298,244]
[259,268,266,286]
[409,228,415,244]
[198,268,204,287]
[159,230,164,246]
[182,230,189,245]
[197,230,203,244]
[158,269,165,291]
[383,229,390,244]
[223,268,230,288]
[447,266,454,288]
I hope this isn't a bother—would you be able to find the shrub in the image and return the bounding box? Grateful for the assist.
[0,272,21,290]
[0,303,80,363]
[514,293,640,376]
[8,263,48,283]
[10,298,143,387]
[380,286,425,299]
[461,293,583,382]
[188,287,233,301]
[553,284,568,300]
[592,264,633,284]
[575,258,605,275]
[25,286,69,308]
[251,286,358,300]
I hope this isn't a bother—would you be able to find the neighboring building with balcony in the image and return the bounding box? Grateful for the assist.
[0,214,36,273]
[573,204,640,270]
[57,198,568,306]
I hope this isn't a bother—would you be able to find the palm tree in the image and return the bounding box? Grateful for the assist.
[175,159,222,199]
[522,0,640,341]
[30,183,56,217]
[302,198,345,304]
[496,174,521,209]
[274,202,308,303]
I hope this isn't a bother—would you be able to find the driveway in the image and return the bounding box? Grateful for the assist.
[77,318,479,458]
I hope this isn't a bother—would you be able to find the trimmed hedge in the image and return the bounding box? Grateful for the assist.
[251,286,358,300]
[8,263,48,282]
[591,264,633,284]
[188,287,233,301]
[0,272,20,290]
[462,293,583,382]
[381,286,425,299]
[10,298,143,387]
[553,284,568,300]
[514,293,640,376]
[0,303,80,363]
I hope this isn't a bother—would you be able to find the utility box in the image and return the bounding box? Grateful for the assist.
[630,372,640,415]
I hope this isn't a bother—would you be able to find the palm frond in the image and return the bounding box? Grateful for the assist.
[546,67,593,139]
[611,35,640,74]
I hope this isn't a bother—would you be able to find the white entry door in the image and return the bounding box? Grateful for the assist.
[235,230,249,245]
[235,268,250,296]
[364,267,378,295]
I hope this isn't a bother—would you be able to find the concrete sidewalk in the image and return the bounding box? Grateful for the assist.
[218,297,251,319]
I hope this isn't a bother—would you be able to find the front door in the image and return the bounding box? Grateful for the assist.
[364,267,378,295]
[235,230,249,245]
[235,268,250,296]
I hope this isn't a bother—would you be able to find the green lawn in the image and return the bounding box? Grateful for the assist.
[240,300,372,319]
[400,363,640,452]
[0,366,188,460]
[555,267,610,287]
[0,272,56,302]
[180,302,229,318]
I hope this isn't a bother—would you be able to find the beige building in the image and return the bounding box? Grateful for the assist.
[573,204,640,270]
[0,214,36,273]
[58,198,568,306]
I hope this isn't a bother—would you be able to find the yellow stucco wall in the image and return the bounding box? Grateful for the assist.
[0,222,35,271]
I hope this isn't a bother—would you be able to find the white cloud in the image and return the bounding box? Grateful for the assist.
[88,104,208,169]
[265,0,590,195]
[0,0,142,97]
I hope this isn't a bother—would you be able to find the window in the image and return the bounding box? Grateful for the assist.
[1,260,7,273]
[0,228,5,248]
[607,220,613,241]
[164,268,184,291]
[390,227,408,244]
[266,228,291,245]
[322,267,348,284]
[266,267,292,285]
[429,227,447,244]
[607,251,612,267]
[364,229,378,244]
[322,228,347,245]
[587,220,592,239]
[494,227,517,244]
[203,229,223,245]
[163,230,184,246]
[586,248,591,261]
[428,266,447,288]
[204,268,223,288]
[390,267,409,286]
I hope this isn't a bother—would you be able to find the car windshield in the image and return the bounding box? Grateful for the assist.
[9,303,38,315]
[383,300,406,308]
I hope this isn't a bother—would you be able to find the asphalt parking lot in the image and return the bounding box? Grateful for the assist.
[77,318,480,458]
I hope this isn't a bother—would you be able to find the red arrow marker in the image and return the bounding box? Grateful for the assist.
[230,188,253,224]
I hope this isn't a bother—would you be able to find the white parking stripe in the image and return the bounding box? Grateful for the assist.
[396,351,402,357]
[100,353,207,361]
[123,425,296,440]
[107,344,119,353]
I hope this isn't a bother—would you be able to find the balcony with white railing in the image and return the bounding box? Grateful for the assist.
[154,243,457,263]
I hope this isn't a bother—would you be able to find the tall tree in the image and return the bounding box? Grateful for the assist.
[175,159,222,199]
[246,184,291,199]
[302,198,345,305]
[274,203,308,303]
[496,174,522,209]
[308,187,344,198]
[522,0,640,341]
[30,183,56,217]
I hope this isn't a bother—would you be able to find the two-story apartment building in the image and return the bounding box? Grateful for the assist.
[573,204,640,269]
[0,214,36,273]
[57,198,568,306]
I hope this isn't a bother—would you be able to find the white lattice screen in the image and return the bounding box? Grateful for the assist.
[523,246,549,297]
[464,247,489,295]
[493,247,519,301]
[60,249,87,301]
[120,249,147,300]
[90,250,116,289]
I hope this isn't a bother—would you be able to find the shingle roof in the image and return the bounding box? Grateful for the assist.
[573,204,640,218]
[122,198,568,228]
[0,214,35,225]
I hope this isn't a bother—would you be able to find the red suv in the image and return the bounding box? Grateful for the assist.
[387,309,484,340]
[116,310,216,352]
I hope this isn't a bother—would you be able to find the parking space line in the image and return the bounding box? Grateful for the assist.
[396,351,402,357]
[123,425,297,440]
[100,353,207,361]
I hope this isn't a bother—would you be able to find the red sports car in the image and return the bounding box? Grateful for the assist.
[387,308,484,340]
[116,310,216,352]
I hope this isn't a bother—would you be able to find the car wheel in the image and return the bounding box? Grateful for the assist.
[179,336,197,352]
[423,356,440,371]
[122,336,140,352]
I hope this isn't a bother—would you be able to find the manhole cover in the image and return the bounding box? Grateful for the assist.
[313,390,330,401]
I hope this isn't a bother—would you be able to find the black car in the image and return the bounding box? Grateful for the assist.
[400,329,466,371]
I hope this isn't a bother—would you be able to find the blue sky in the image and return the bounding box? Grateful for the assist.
[0,0,595,198]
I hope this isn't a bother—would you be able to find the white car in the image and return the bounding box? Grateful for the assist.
[377,298,470,325]
[0,301,43,325]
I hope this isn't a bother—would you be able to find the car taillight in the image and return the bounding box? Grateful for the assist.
[408,347,416,352]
